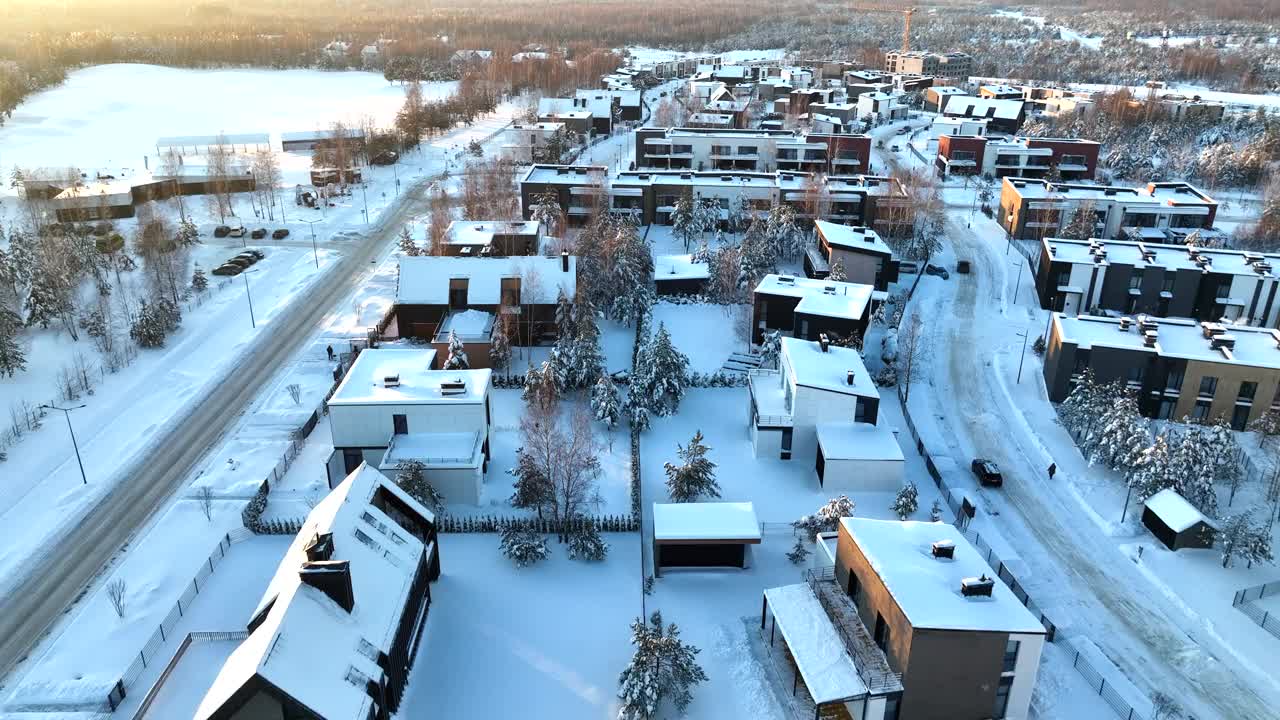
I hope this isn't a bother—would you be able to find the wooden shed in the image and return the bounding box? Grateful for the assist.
[652,502,760,576]
[1142,489,1217,551]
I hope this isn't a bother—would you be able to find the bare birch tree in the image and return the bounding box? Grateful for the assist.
[252,149,283,222]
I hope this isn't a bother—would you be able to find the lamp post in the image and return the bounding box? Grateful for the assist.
[40,403,87,485]
[242,269,258,328]
[1014,326,1030,384]
[1011,258,1025,305]
[1120,482,1135,524]
[360,182,369,225]
[299,218,322,268]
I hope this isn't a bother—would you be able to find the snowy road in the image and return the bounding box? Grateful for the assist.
[911,218,1280,720]
[0,174,437,680]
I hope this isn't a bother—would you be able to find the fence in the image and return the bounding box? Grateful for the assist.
[106,529,252,710]
[1232,579,1280,641]
[130,630,249,720]
[1069,649,1149,720]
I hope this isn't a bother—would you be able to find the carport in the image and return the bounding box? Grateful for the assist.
[652,502,761,577]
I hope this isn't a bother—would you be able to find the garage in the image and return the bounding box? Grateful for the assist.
[652,502,761,576]
[815,423,905,492]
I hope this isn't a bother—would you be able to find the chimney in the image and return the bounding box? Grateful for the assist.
[383,374,401,388]
[961,574,995,598]
[819,333,830,352]
[846,369,855,386]
[304,532,334,562]
[299,560,355,612]
[931,540,955,559]
[561,251,570,273]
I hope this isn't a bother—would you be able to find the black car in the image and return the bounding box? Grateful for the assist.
[251,228,267,240]
[228,256,255,269]
[272,229,290,239]
[213,225,232,238]
[925,264,950,280]
[971,459,1004,487]
[957,260,971,274]
[245,248,266,260]
[211,263,243,276]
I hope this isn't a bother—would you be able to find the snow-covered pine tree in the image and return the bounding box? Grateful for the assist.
[444,329,469,369]
[891,482,919,520]
[617,611,708,720]
[1129,434,1173,503]
[758,330,781,368]
[508,445,552,513]
[1057,369,1099,437]
[786,537,810,565]
[670,189,698,252]
[592,375,622,431]
[176,218,201,247]
[1249,408,1280,449]
[397,226,420,256]
[130,300,169,348]
[930,499,943,522]
[1242,520,1275,568]
[828,258,847,282]
[691,234,712,264]
[191,263,209,292]
[522,361,559,414]
[626,387,652,432]
[691,198,717,246]
[500,526,550,567]
[554,289,574,337]
[1168,424,1217,517]
[608,224,654,326]
[1089,392,1149,472]
[0,307,26,378]
[567,521,609,561]
[765,202,798,260]
[793,495,856,535]
[572,298,605,388]
[642,322,689,417]
[395,459,445,512]
[664,430,720,502]
[738,215,774,288]
[1204,416,1241,492]
[1218,512,1251,567]
[489,316,512,376]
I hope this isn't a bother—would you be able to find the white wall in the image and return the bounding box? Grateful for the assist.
[790,384,860,462]
[821,457,904,492]
[1006,632,1046,720]
[752,424,784,459]
[330,402,487,449]
[377,464,482,505]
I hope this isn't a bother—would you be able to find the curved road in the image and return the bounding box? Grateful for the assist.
[911,217,1279,719]
[0,177,436,681]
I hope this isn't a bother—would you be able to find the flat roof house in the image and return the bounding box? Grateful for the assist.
[832,518,1046,720]
[813,220,898,291]
[999,178,1217,242]
[941,96,1027,135]
[654,254,710,296]
[326,348,492,504]
[518,164,608,225]
[440,220,543,257]
[1042,313,1280,429]
[280,127,366,153]
[194,464,440,720]
[752,273,876,346]
[935,137,1099,181]
[923,86,967,113]
[500,122,567,164]
[1034,237,1280,325]
[632,127,871,176]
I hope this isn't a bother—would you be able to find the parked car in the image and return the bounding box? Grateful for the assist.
[228,256,255,269]
[272,229,290,239]
[251,228,267,240]
[245,248,266,260]
[371,150,399,166]
[925,264,950,279]
[896,127,909,135]
[898,261,920,274]
[890,144,901,151]
[957,260,971,274]
[227,226,247,238]
[213,225,232,238]
[971,459,1004,487]
[211,263,243,276]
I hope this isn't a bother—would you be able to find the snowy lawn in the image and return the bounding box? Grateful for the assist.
[650,302,749,373]
[400,533,643,719]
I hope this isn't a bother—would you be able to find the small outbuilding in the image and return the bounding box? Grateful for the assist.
[1142,488,1218,551]
[653,254,710,296]
[652,501,760,575]
[814,423,905,491]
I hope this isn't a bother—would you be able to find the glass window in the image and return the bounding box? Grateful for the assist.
[1232,404,1251,431]
[1166,367,1184,391]
[1198,376,1218,397]
[1003,639,1020,673]
[1272,385,1280,410]
[1215,283,1230,299]
[1238,381,1257,401]
[1157,399,1176,420]
[1162,275,1176,293]
[1191,400,1211,421]
[883,695,902,720]
[1129,269,1143,290]
[993,675,1015,719]
[393,414,408,435]
[1127,366,1144,384]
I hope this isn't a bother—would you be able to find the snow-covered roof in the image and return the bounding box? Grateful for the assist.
[396,255,577,306]
[578,88,641,107]
[381,431,483,469]
[329,349,492,405]
[1044,238,1273,277]
[842,518,1046,634]
[981,84,1021,95]
[1144,489,1216,533]
[1054,314,1280,370]
[436,309,495,341]
[754,274,873,320]
[194,465,435,720]
[942,96,1025,120]
[689,113,735,126]
[539,96,612,119]
[156,133,269,148]
[929,86,967,96]
[1005,179,1215,209]
[763,584,868,704]
[444,220,541,246]
[652,502,761,542]
[816,423,904,461]
[815,221,893,257]
[781,337,878,399]
[521,164,608,185]
[280,128,366,143]
[655,254,710,281]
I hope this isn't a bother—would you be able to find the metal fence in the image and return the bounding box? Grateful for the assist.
[131,630,250,720]
[106,528,252,710]
[1069,648,1149,720]
[1232,579,1280,641]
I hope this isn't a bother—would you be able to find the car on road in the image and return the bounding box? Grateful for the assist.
[213,225,232,238]
[272,229,290,239]
[228,256,255,269]
[971,459,1004,487]
[227,226,247,238]
[890,144,901,151]
[957,260,971,274]
[211,262,243,276]
[925,264,950,279]
[896,127,909,135]
[251,228,267,240]
[898,261,920,274]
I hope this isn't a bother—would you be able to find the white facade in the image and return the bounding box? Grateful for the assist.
[815,423,905,492]
[929,116,988,140]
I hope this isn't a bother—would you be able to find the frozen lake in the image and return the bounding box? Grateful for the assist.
[0,64,453,178]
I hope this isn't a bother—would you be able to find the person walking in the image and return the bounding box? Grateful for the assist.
[326,344,335,361]
[1048,462,1057,480]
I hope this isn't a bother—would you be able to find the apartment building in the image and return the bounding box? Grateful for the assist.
[577,88,641,122]
[752,273,875,345]
[999,178,1218,241]
[1125,94,1226,122]
[1034,238,1280,326]
[884,51,973,79]
[1043,314,1280,428]
[518,164,608,224]
[858,92,909,123]
[941,96,1028,134]
[538,96,612,135]
[923,86,967,113]
[930,117,988,140]
[500,122,568,164]
[832,518,1046,720]
[633,128,875,177]
[935,136,1100,180]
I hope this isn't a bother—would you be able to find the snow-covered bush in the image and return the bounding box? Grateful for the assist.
[930,499,944,522]
[499,526,550,567]
[567,521,609,561]
[873,365,898,388]
[617,612,707,720]
[891,482,919,520]
[793,495,856,535]
[786,538,810,565]
[1032,335,1046,356]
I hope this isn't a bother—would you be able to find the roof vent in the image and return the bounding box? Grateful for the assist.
[818,333,830,352]
[932,540,955,559]
[1118,317,1133,331]
[1212,334,1236,350]
[823,285,837,294]
[846,369,855,386]
[304,532,334,562]
[961,575,995,598]
[777,275,795,284]
[383,374,401,388]
[440,377,467,396]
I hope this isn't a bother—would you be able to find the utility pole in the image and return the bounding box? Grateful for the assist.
[361,182,369,225]
[243,270,257,328]
[40,404,87,485]
[300,218,322,268]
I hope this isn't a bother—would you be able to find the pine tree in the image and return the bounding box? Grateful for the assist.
[786,537,810,565]
[828,258,847,282]
[765,203,799,259]
[738,215,775,288]
[397,226,421,256]
[671,189,698,252]
[573,297,604,388]
[176,218,201,247]
[489,316,513,376]
[891,482,919,520]
[930,499,943,522]
[793,495,856,535]
[1090,393,1149,472]
[592,375,622,430]
[508,446,552,514]
[395,459,445,512]
[617,612,708,720]
[500,526,550,567]
[191,265,208,293]
[758,330,781,367]
[1129,434,1172,503]
[0,307,27,378]
[608,225,654,327]
[444,329,469,369]
[664,430,720,502]
[638,322,689,417]
[1219,513,1251,568]
[567,521,609,561]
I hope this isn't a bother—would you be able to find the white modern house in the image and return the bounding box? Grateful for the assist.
[815,423,905,491]
[326,348,492,505]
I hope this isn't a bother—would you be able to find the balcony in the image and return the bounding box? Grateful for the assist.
[804,568,903,694]
[749,369,793,428]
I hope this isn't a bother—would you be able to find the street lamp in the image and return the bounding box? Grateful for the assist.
[242,268,258,328]
[1013,326,1030,384]
[40,403,87,485]
[299,218,322,268]
[1011,258,1026,306]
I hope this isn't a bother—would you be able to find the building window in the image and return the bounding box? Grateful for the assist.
[780,428,793,461]
[1129,270,1143,290]
[855,400,869,423]
[1191,400,1211,421]
[883,695,902,720]
[1272,385,1280,411]
[737,145,758,155]
[448,278,469,308]
[873,612,890,652]
[1238,381,1258,402]
[1215,284,1230,300]
[1157,399,1176,420]
[1127,366,1145,385]
[1162,275,1176,294]
[500,277,521,307]
[393,414,408,435]
[1232,404,1251,431]
[993,675,1015,719]
[1003,639,1020,673]
[846,570,860,600]
[1198,376,1218,398]
[1061,153,1087,167]
[1055,270,1070,288]
[1165,367,1184,392]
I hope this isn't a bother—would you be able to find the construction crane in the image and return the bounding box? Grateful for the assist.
[850,5,917,54]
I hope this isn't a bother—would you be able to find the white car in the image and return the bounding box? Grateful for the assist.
[227,226,247,238]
